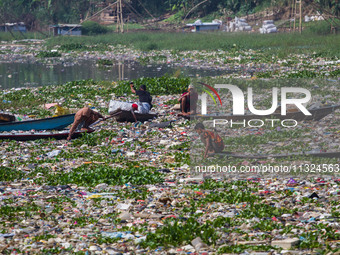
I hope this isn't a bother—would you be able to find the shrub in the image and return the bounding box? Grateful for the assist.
[81,21,109,35]
[306,20,333,35]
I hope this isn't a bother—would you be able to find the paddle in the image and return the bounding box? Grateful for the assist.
[89,110,124,127]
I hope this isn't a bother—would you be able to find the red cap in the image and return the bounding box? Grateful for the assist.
[132,103,138,110]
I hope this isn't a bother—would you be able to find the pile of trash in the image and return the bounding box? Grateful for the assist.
[259,20,278,34]
[304,15,325,22]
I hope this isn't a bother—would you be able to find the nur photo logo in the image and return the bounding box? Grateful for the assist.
[199,84,312,116]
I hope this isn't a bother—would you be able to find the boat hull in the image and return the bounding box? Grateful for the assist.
[0,114,75,132]
[110,110,158,123]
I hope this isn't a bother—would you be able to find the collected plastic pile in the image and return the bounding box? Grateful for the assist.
[259,20,278,34]
[228,17,252,32]
[304,15,325,22]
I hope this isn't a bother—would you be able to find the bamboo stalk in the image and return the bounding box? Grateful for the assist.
[116,1,120,33]
[120,0,124,33]
[299,0,302,34]
[293,0,296,32]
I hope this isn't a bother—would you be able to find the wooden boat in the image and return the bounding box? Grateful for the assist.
[211,151,340,159]
[0,113,15,123]
[110,109,158,123]
[0,130,92,141]
[0,114,75,132]
[187,105,340,121]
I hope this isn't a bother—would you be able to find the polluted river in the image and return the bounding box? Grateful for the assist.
[0,41,339,254]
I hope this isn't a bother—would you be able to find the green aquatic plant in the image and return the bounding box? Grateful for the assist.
[95,235,120,245]
[41,164,164,187]
[141,217,219,249]
[218,244,278,253]
[0,166,25,181]
[36,51,61,58]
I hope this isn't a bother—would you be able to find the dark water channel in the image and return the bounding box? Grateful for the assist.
[0,59,228,89]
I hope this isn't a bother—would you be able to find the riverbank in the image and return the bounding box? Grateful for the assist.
[0,33,339,84]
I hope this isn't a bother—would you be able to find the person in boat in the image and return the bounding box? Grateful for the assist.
[130,103,138,122]
[178,84,198,116]
[67,107,105,141]
[130,82,152,114]
[194,123,224,158]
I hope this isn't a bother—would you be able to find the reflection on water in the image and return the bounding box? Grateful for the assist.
[0,60,228,89]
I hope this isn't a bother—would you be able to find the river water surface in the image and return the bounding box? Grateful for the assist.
[0,59,228,89]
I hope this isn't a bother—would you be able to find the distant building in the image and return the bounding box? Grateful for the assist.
[186,20,221,32]
[0,22,27,33]
[50,24,82,36]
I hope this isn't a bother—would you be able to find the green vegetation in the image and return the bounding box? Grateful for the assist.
[0,32,46,41]
[41,164,164,186]
[239,203,297,219]
[35,51,61,58]
[59,43,90,51]
[32,234,56,242]
[163,10,186,24]
[0,166,25,181]
[0,204,40,220]
[1,0,339,33]
[45,32,340,57]
[0,0,338,39]
[81,21,109,35]
[203,188,260,204]
[218,244,278,254]
[95,235,120,245]
[164,98,179,105]
[141,217,221,248]
[298,224,340,249]
[0,163,164,187]
[0,0,91,28]
[306,20,334,35]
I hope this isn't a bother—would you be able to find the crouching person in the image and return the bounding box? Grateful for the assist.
[67,107,104,141]
[194,123,224,158]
